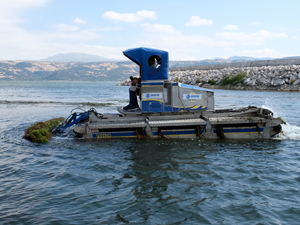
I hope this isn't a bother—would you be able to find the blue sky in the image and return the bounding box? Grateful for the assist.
[0,0,299,60]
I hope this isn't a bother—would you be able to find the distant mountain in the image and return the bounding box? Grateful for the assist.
[170,59,232,68]
[227,56,274,61]
[283,56,300,59]
[0,60,138,81]
[1,55,300,81]
[41,52,117,62]
[170,56,277,68]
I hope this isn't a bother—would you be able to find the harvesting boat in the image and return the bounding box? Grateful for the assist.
[55,47,283,139]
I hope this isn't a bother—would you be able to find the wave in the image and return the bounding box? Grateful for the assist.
[274,123,300,140]
[261,104,300,140]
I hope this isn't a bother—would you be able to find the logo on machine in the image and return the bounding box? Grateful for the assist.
[96,133,112,138]
[143,92,163,99]
[183,93,201,102]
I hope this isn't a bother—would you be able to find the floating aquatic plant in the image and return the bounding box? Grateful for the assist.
[278,117,287,125]
[23,117,65,143]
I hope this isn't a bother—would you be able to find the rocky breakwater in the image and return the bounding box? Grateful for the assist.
[118,58,300,91]
[168,64,300,91]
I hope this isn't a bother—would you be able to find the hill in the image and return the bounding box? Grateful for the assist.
[41,53,116,62]
[0,61,138,81]
[226,56,273,61]
[1,55,300,81]
[169,56,276,68]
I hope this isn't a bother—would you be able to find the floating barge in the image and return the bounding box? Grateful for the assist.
[56,47,282,140]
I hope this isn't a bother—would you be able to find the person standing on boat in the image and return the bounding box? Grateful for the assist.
[123,75,141,111]
[123,57,159,111]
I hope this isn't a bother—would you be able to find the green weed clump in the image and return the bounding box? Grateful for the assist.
[174,77,182,83]
[220,72,246,86]
[278,117,287,125]
[208,79,216,85]
[23,117,65,143]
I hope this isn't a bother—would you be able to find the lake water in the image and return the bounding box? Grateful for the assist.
[0,81,299,224]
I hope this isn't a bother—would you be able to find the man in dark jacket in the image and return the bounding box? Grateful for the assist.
[123,76,141,111]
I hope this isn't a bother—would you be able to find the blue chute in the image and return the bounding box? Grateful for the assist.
[123,47,169,81]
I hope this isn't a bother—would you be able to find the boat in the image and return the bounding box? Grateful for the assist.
[55,47,283,139]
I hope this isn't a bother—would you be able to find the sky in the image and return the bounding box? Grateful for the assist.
[0,0,299,61]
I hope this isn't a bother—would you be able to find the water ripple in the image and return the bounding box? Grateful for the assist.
[1,84,300,224]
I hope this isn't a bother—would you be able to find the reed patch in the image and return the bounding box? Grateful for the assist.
[220,72,246,86]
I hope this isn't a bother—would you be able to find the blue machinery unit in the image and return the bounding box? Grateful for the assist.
[57,47,283,140]
[123,47,214,114]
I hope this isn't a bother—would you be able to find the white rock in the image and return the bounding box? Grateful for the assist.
[258,78,270,85]
[272,79,285,86]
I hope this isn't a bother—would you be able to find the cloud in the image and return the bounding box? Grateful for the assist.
[0,0,126,60]
[141,23,231,47]
[141,23,176,33]
[257,30,287,38]
[138,23,290,60]
[52,24,80,32]
[74,18,87,24]
[223,25,238,30]
[53,30,102,40]
[0,24,117,60]
[0,1,291,62]
[0,0,49,10]
[103,10,157,22]
[0,20,105,60]
[139,23,233,60]
[75,44,124,60]
[241,48,285,58]
[217,30,287,45]
[0,0,50,26]
[185,16,213,27]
